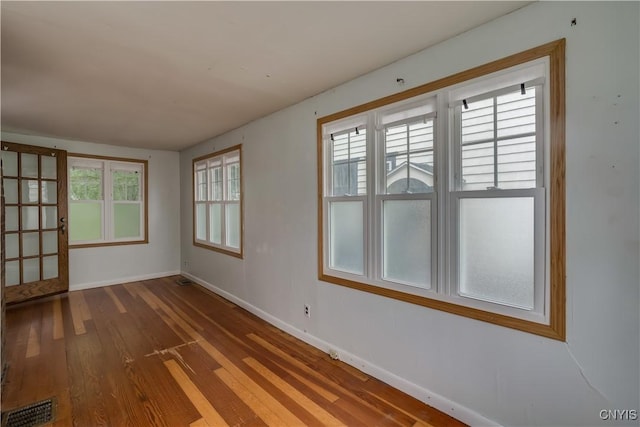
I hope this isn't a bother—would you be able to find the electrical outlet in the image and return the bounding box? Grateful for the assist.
[183,260,189,268]
[304,304,310,318]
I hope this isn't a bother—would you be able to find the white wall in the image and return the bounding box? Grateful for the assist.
[180,2,639,426]
[1,132,181,290]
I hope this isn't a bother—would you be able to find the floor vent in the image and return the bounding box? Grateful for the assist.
[2,398,55,427]
[176,278,193,286]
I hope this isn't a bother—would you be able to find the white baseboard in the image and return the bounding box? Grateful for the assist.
[69,270,181,291]
[181,271,499,427]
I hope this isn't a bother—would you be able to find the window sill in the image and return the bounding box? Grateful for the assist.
[319,272,564,341]
[70,239,148,249]
[193,241,243,259]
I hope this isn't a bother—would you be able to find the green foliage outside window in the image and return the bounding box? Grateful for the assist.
[70,168,102,201]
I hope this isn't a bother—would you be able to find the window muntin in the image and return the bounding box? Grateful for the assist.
[68,156,147,247]
[383,116,435,194]
[459,86,540,191]
[318,40,565,340]
[329,127,367,197]
[193,146,243,257]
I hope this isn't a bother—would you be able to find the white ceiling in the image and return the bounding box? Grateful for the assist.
[1,1,529,151]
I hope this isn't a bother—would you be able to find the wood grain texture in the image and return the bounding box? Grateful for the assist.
[2,141,69,305]
[2,276,466,426]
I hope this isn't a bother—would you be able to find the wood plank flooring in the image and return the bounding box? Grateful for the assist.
[1,276,465,426]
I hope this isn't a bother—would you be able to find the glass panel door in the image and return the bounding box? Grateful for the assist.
[1,142,68,304]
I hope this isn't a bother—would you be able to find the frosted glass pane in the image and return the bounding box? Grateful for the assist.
[22,179,39,203]
[226,203,240,248]
[21,153,38,177]
[70,203,102,241]
[383,200,431,288]
[41,155,57,179]
[42,206,57,229]
[4,178,18,203]
[43,231,58,254]
[22,232,40,257]
[6,233,19,259]
[195,204,206,240]
[41,181,57,203]
[329,201,364,274]
[6,261,20,286]
[1,151,18,176]
[114,203,141,238]
[23,258,40,283]
[5,207,19,231]
[43,256,58,280]
[22,206,39,230]
[209,204,222,244]
[459,197,534,309]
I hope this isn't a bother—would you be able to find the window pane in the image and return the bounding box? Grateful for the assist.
[6,234,18,259]
[21,179,39,203]
[497,89,536,138]
[4,178,17,204]
[461,141,494,191]
[113,170,141,201]
[23,258,40,283]
[461,88,538,191]
[1,151,18,176]
[385,119,434,194]
[22,232,40,257]
[227,163,240,201]
[331,128,366,196]
[195,203,207,240]
[42,207,57,229]
[43,255,58,280]
[41,181,57,203]
[459,197,535,309]
[70,167,102,201]
[41,155,56,179]
[209,204,222,244]
[196,169,207,201]
[21,153,38,178]
[497,136,537,189]
[210,166,223,201]
[5,207,18,231]
[329,201,364,274]
[22,206,39,230]
[462,98,494,145]
[42,231,58,255]
[6,261,20,286]
[114,203,141,239]
[383,200,431,288]
[70,202,102,241]
[225,203,240,248]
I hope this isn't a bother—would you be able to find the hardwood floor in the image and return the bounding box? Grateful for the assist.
[1,276,465,426]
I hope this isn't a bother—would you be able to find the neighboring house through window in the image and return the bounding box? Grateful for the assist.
[318,40,566,340]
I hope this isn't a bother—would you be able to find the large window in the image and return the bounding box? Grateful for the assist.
[193,145,243,257]
[318,40,565,340]
[69,155,147,247]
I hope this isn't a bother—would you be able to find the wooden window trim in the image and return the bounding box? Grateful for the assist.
[192,144,244,259]
[317,39,565,340]
[68,153,149,248]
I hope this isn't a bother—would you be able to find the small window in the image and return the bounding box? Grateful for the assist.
[193,145,243,258]
[68,155,147,247]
